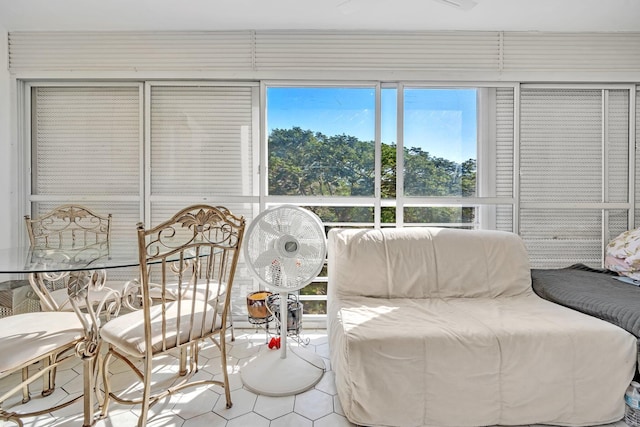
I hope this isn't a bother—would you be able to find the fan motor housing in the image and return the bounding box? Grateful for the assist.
[276,234,299,258]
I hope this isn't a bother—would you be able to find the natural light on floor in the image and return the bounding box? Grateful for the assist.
[0,328,631,427]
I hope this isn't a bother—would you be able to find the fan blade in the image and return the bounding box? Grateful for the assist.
[281,257,299,277]
[258,218,283,237]
[297,242,320,259]
[252,248,280,268]
[289,213,304,236]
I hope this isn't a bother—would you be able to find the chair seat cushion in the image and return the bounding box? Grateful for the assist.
[0,311,84,375]
[148,281,226,302]
[49,285,123,311]
[100,300,221,357]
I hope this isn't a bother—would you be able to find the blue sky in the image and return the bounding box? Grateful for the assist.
[267,87,477,163]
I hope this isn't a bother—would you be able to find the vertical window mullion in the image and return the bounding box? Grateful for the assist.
[374,83,382,229]
[396,84,405,227]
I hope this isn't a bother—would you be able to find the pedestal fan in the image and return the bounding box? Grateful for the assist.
[240,205,327,396]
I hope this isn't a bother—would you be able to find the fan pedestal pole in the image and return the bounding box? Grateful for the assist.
[241,292,325,396]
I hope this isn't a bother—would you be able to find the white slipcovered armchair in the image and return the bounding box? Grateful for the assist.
[328,227,636,427]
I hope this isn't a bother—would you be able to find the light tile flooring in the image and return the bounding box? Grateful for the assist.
[0,328,632,427]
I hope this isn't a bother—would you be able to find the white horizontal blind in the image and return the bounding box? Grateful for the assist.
[607,90,630,204]
[150,86,255,197]
[520,88,630,268]
[31,86,143,284]
[520,208,604,267]
[31,86,142,242]
[495,87,514,231]
[9,30,640,80]
[520,88,599,267]
[502,33,640,72]
[33,87,140,196]
[520,89,602,203]
[606,90,631,244]
[254,31,500,71]
[9,31,254,71]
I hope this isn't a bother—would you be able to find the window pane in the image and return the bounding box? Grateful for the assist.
[267,87,375,196]
[301,206,374,224]
[381,206,396,224]
[404,206,476,227]
[403,88,477,197]
[300,282,327,297]
[301,300,327,316]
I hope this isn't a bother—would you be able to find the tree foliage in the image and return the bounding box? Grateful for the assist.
[268,127,476,224]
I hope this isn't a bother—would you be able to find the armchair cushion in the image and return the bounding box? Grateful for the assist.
[330,227,531,299]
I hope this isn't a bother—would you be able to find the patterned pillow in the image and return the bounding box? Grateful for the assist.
[605,228,640,280]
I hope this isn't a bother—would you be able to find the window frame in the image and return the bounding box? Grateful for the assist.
[22,79,637,321]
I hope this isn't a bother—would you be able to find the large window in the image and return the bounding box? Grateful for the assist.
[27,81,635,321]
[266,85,503,228]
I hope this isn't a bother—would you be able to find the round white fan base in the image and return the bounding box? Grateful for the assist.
[241,347,325,396]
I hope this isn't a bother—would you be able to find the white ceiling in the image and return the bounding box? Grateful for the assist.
[0,0,638,32]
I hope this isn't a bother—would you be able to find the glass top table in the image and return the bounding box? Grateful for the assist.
[0,242,140,274]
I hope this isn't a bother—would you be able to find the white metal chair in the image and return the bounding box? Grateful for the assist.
[99,205,245,426]
[23,205,124,402]
[146,206,239,341]
[0,269,105,427]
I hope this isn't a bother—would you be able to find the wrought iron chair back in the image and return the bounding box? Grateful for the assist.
[25,204,111,249]
[24,204,114,312]
[99,205,245,427]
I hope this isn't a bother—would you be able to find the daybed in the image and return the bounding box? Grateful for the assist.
[532,264,640,349]
[327,227,637,427]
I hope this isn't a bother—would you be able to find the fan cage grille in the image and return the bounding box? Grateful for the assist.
[244,206,326,292]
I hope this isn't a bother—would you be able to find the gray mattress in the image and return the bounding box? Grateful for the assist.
[532,264,640,338]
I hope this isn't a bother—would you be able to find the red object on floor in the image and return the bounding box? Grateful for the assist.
[268,336,281,349]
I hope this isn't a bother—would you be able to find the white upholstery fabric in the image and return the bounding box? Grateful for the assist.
[0,312,84,375]
[328,227,637,427]
[100,300,221,357]
[330,227,531,299]
[48,286,121,311]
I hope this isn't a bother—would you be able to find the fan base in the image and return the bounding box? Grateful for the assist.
[241,346,325,396]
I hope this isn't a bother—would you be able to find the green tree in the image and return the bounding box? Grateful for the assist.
[268,127,476,225]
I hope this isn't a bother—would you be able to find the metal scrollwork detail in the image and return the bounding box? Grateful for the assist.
[121,278,142,311]
[75,335,100,359]
[145,207,243,257]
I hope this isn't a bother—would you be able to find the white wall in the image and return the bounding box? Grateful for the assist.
[0,29,10,250]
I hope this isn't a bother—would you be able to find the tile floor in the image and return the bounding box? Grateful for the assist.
[0,328,632,427]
